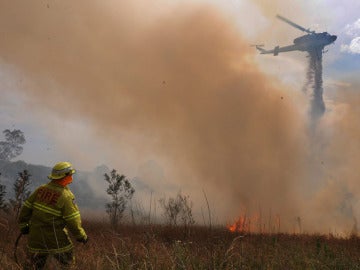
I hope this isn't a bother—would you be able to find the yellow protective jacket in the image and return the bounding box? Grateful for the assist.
[18,181,87,254]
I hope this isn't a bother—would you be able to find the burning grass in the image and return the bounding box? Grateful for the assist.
[1,213,360,269]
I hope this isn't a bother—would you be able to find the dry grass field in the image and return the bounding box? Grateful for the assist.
[1,213,360,269]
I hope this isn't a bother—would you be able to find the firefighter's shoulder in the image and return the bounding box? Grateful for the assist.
[62,187,75,200]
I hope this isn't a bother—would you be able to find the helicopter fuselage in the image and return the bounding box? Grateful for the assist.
[255,15,337,56]
[293,32,337,51]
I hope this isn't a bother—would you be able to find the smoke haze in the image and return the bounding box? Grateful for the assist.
[0,0,359,233]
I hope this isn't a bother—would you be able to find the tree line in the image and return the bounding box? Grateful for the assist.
[0,169,195,228]
[0,129,196,228]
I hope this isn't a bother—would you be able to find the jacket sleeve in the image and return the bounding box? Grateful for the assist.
[62,191,87,240]
[18,189,38,230]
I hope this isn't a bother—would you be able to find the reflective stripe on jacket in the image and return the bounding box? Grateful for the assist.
[18,181,87,254]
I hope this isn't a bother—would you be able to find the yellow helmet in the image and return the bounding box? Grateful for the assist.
[48,161,76,180]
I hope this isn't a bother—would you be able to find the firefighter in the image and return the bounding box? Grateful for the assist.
[18,161,88,269]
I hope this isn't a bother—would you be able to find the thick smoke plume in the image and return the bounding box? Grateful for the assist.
[301,83,360,233]
[0,0,306,228]
[1,1,360,233]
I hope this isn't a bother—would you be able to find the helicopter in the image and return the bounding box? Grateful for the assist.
[255,15,337,56]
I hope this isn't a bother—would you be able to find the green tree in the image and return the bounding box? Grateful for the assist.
[10,170,31,218]
[104,169,135,228]
[0,129,26,161]
[159,192,195,227]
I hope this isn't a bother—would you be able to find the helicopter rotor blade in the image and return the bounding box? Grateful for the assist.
[276,15,313,34]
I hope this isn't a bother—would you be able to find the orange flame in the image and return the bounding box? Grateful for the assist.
[227,216,248,232]
[227,213,261,233]
[227,212,282,233]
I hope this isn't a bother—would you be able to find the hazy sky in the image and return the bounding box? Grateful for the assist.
[1,0,360,232]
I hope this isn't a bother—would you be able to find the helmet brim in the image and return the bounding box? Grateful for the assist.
[48,169,76,180]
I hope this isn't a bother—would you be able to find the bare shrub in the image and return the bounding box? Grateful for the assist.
[104,169,135,229]
[159,192,195,227]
